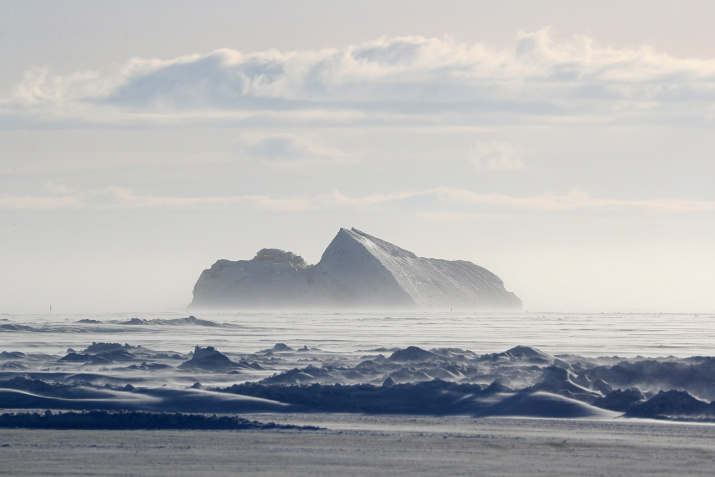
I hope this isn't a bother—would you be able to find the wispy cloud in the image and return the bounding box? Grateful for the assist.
[3,185,713,215]
[428,187,715,213]
[4,30,715,126]
[234,133,356,167]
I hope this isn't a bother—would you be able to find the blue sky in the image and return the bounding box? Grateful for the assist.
[1,1,714,313]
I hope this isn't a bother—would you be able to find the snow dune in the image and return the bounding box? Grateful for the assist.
[3,311,715,476]
[3,330,715,422]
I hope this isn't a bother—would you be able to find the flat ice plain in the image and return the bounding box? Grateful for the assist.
[2,311,715,475]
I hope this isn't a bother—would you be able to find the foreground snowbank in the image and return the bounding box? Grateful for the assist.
[4,416,715,476]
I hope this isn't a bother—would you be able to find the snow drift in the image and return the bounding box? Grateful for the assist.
[190,228,521,310]
[4,333,715,421]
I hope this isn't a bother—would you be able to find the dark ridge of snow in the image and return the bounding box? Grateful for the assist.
[109,316,223,327]
[123,362,173,371]
[0,389,122,409]
[476,346,556,365]
[59,352,96,363]
[485,380,513,393]
[179,345,251,371]
[130,387,292,413]
[221,380,489,415]
[0,324,36,331]
[430,348,478,360]
[593,388,647,412]
[528,366,602,404]
[388,346,438,362]
[122,318,149,325]
[190,227,521,310]
[422,365,463,381]
[583,358,715,401]
[590,378,613,395]
[95,349,136,362]
[388,367,433,383]
[626,390,714,419]
[1,351,27,360]
[58,343,186,366]
[148,316,222,327]
[475,391,616,419]
[218,380,615,418]
[259,367,325,385]
[0,362,28,370]
[500,346,555,363]
[257,361,407,386]
[80,342,159,363]
[83,342,125,353]
[0,410,321,430]
[0,381,292,413]
[0,376,123,399]
[0,371,157,390]
[222,343,571,388]
[272,343,293,351]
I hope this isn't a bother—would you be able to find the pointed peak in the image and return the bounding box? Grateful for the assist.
[341,228,418,260]
[335,227,374,239]
[333,227,359,242]
[347,227,373,239]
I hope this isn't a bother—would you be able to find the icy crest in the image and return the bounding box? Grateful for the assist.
[190,227,521,310]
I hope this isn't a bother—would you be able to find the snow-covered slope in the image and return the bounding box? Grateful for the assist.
[190,228,521,310]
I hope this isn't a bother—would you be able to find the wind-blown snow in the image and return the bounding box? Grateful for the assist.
[4,310,715,477]
[2,311,715,422]
[190,227,521,310]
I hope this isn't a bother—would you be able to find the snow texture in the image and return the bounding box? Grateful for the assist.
[3,311,715,423]
[3,337,715,421]
[4,310,715,476]
[190,228,521,310]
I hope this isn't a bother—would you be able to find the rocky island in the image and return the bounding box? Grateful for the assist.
[190,228,521,310]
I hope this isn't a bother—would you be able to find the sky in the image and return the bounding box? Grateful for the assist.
[1,0,714,314]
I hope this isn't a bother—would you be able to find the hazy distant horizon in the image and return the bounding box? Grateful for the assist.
[1,1,714,314]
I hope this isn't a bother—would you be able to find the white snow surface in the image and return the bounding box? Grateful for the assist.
[5,418,715,476]
[190,228,521,310]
